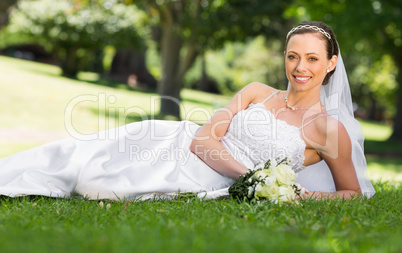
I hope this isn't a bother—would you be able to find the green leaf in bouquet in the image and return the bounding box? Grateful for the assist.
[229,169,255,201]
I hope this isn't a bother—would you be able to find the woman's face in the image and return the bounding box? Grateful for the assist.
[285,33,336,92]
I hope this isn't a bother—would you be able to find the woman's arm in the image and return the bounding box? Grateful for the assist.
[190,82,274,179]
[305,118,362,199]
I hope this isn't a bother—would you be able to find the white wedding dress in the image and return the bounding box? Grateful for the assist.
[0,92,337,201]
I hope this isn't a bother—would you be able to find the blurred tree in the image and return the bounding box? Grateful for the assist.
[128,0,293,118]
[351,54,397,120]
[0,0,17,29]
[6,0,147,77]
[231,37,286,90]
[290,0,402,141]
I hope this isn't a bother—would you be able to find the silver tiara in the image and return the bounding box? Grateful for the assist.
[286,25,332,40]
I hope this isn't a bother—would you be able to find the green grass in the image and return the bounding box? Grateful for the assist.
[360,120,393,141]
[366,155,402,184]
[0,183,400,253]
[358,120,402,183]
[0,56,401,253]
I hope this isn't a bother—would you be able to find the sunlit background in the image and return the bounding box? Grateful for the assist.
[0,0,400,183]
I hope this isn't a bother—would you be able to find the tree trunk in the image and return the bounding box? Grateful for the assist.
[368,94,377,121]
[390,71,402,141]
[199,52,220,94]
[390,92,402,141]
[109,49,157,89]
[178,41,199,82]
[158,22,183,119]
[389,52,402,141]
[61,48,79,77]
[200,53,208,91]
[154,1,203,119]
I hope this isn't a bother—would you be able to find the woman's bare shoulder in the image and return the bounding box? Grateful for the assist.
[311,115,351,157]
[241,82,279,100]
[315,115,348,136]
[245,82,277,92]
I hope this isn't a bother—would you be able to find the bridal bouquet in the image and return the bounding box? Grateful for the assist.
[229,158,305,204]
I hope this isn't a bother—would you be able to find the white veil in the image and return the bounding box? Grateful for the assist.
[294,51,376,198]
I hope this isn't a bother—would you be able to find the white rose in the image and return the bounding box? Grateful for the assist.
[272,164,296,186]
[255,184,280,200]
[278,186,296,202]
[264,176,275,186]
[269,159,278,169]
[255,183,263,192]
[247,186,254,198]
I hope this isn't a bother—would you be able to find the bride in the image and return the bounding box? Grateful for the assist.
[0,21,375,200]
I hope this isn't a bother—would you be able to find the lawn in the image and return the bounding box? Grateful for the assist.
[0,56,401,253]
[0,186,400,253]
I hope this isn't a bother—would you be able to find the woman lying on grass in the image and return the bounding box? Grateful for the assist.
[0,21,375,202]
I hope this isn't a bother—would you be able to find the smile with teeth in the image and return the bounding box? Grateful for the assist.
[294,75,311,83]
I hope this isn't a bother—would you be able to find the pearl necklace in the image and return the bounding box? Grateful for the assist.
[284,95,324,111]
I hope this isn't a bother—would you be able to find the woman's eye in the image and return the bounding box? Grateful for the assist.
[309,57,318,61]
[288,55,296,60]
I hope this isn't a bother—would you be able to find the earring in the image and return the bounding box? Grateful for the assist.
[327,69,330,73]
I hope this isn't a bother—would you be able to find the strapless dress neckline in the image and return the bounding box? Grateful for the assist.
[221,102,306,173]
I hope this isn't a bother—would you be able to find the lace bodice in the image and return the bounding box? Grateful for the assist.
[221,103,306,172]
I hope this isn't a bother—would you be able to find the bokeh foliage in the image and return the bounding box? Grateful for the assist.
[5,0,148,76]
[125,0,293,118]
[0,0,401,139]
[184,37,286,94]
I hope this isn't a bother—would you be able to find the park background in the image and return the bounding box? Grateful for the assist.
[0,0,400,252]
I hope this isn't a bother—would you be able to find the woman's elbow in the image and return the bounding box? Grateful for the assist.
[190,139,196,154]
[190,138,201,154]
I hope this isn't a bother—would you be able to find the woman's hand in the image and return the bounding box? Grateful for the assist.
[296,186,312,200]
[297,188,362,200]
